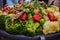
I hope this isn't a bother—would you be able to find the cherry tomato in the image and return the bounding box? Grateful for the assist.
[6,10,11,14]
[32,13,42,22]
[14,10,19,15]
[13,10,20,17]
[5,7,11,14]
[48,12,57,21]
[20,13,27,21]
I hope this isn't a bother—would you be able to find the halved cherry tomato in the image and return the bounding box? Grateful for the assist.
[32,13,42,22]
[5,7,11,14]
[6,10,10,14]
[6,7,11,10]
[13,10,20,17]
[20,13,27,21]
[14,10,19,14]
[48,12,57,21]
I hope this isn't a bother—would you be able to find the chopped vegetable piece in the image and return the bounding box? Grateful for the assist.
[40,19,45,26]
[48,12,57,21]
[20,13,27,21]
[32,13,42,22]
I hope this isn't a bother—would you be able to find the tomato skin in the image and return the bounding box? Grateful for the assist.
[14,10,20,17]
[6,10,10,14]
[20,13,27,21]
[5,7,11,14]
[14,10,19,15]
[48,12,57,21]
[32,13,42,22]
[6,7,10,10]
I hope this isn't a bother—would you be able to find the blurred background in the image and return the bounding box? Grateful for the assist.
[0,0,60,8]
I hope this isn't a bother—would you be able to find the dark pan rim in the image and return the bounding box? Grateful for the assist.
[0,30,60,40]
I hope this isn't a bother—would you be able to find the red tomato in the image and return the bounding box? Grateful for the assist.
[48,12,57,21]
[6,7,11,10]
[5,7,11,14]
[32,13,42,22]
[20,13,27,21]
[13,10,20,17]
[14,10,19,15]
[6,10,11,14]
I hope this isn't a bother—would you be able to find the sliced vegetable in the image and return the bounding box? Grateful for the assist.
[48,12,57,21]
[5,7,11,14]
[32,13,42,22]
[20,13,27,21]
[13,10,19,15]
[6,10,11,14]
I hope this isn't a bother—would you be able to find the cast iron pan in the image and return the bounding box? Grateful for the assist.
[0,30,60,40]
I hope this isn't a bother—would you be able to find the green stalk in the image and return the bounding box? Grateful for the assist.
[34,0,46,16]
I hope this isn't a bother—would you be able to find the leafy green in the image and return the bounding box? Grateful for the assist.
[24,20,40,36]
[44,3,47,9]
[36,26,43,35]
[34,0,46,16]
[5,18,21,34]
[0,15,6,30]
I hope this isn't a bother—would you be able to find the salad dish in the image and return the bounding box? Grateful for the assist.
[0,0,60,37]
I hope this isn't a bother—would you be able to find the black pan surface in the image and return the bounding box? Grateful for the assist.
[0,30,60,40]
